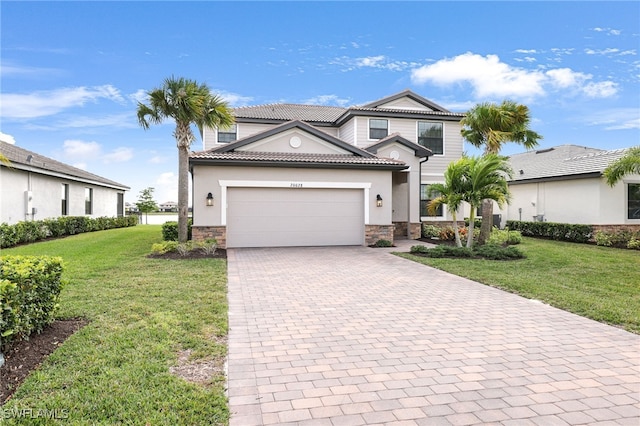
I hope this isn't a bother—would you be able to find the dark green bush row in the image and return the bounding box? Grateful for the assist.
[410,244,525,260]
[161,220,192,241]
[1,256,65,348]
[0,215,138,248]
[505,220,592,243]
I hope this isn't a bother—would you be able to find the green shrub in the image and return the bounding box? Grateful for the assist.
[628,237,640,250]
[421,224,441,239]
[487,228,523,246]
[161,219,192,241]
[410,245,430,253]
[474,244,525,260]
[594,230,613,247]
[150,241,179,255]
[506,220,592,243]
[0,216,138,249]
[0,255,66,348]
[372,239,393,247]
[428,246,474,258]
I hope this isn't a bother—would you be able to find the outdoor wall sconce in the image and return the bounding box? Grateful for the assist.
[206,192,214,207]
[376,194,383,207]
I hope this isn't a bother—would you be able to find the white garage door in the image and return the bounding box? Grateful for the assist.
[227,187,364,248]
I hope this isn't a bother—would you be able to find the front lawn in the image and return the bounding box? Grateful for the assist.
[397,237,640,334]
[0,226,228,425]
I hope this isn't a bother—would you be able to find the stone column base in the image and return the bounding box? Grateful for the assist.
[192,226,227,249]
[365,224,395,246]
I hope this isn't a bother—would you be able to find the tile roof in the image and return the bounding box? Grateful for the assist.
[190,150,407,168]
[1,141,129,189]
[232,104,346,123]
[509,144,631,183]
[231,91,466,124]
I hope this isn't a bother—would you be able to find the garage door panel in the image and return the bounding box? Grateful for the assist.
[227,187,363,248]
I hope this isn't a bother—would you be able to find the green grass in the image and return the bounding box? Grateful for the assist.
[397,237,640,334]
[1,226,228,425]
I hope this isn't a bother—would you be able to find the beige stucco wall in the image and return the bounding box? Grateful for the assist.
[192,165,393,228]
[498,174,640,225]
[203,123,340,151]
[236,129,350,155]
[0,167,124,225]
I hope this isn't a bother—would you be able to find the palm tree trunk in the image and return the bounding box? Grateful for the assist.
[466,208,476,248]
[452,212,462,248]
[478,199,493,245]
[177,145,190,243]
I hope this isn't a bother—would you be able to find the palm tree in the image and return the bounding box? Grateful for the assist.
[461,100,542,244]
[137,76,234,242]
[428,158,470,247]
[603,146,640,187]
[462,154,513,248]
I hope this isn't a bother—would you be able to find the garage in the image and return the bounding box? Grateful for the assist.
[226,187,364,248]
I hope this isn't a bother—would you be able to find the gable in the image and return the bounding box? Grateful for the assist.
[376,97,433,112]
[236,128,353,155]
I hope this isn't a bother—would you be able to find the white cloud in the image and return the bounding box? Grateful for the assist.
[57,113,137,129]
[148,156,166,164]
[62,140,134,164]
[545,68,590,88]
[103,147,134,164]
[304,94,351,107]
[73,162,87,170]
[0,61,64,78]
[582,81,618,98]
[514,49,538,54]
[585,48,620,55]
[63,140,101,159]
[0,132,16,144]
[410,52,618,100]
[584,108,640,130]
[129,89,148,104]
[592,27,621,36]
[330,55,419,72]
[411,52,546,99]
[216,90,253,107]
[1,85,125,119]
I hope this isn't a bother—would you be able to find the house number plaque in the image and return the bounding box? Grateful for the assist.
[290,183,303,188]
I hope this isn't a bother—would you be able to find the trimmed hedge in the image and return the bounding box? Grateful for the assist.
[0,215,138,248]
[0,256,65,348]
[161,219,192,241]
[505,220,592,243]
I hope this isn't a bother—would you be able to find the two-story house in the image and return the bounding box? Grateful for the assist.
[189,90,465,248]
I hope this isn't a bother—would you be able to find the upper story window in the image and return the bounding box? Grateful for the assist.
[218,124,237,143]
[418,122,443,155]
[369,119,388,140]
[629,183,640,219]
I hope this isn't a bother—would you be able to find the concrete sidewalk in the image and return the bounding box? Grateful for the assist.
[226,244,639,425]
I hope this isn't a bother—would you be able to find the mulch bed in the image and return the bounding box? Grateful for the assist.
[1,318,88,404]
[146,249,227,260]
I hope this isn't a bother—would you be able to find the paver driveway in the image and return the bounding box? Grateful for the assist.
[226,243,640,425]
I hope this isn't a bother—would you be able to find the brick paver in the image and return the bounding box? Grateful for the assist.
[227,242,640,425]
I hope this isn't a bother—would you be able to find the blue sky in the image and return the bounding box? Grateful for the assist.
[1,1,639,204]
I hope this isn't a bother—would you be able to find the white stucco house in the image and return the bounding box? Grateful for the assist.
[499,144,640,231]
[189,90,466,248]
[1,141,129,224]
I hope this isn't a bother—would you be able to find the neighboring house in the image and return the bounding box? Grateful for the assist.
[498,144,640,231]
[158,201,178,212]
[0,141,129,225]
[190,90,465,248]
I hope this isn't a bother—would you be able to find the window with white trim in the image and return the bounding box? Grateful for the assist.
[628,183,640,219]
[61,184,69,216]
[85,187,93,215]
[421,184,443,217]
[369,119,388,140]
[418,121,443,155]
[218,124,237,143]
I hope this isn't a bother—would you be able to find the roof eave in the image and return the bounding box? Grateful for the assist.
[508,172,602,185]
[189,158,408,171]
